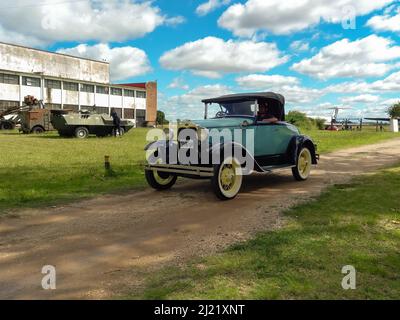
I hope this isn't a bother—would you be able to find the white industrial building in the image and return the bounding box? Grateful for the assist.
[0,42,157,126]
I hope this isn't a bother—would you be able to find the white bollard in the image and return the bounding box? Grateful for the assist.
[390,118,399,132]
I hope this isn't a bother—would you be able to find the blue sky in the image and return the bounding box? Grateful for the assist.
[1,0,400,120]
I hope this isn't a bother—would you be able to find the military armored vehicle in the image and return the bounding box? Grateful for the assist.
[19,96,55,134]
[51,109,135,138]
[20,108,54,134]
[0,106,20,130]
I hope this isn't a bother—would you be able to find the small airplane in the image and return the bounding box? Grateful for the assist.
[325,107,356,131]
[327,107,352,123]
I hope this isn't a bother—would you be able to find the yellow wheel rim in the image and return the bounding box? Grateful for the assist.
[298,148,312,179]
[153,171,174,185]
[218,157,242,198]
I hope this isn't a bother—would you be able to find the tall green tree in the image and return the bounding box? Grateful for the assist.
[388,102,400,118]
[156,110,169,125]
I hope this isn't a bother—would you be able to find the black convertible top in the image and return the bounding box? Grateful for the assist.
[202,92,285,106]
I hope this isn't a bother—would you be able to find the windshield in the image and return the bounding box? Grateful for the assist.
[206,100,256,119]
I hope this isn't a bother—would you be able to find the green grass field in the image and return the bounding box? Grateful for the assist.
[132,165,400,300]
[0,127,398,212]
[0,129,149,212]
[301,127,397,154]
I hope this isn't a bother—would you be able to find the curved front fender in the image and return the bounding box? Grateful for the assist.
[209,141,264,173]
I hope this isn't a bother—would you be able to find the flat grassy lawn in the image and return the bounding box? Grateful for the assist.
[0,128,150,212]
[0,127,398,212]
[302,127,398,154]
[133,165,400,299]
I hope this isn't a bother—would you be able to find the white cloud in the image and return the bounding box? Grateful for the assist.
[281,86,323,104]
[58,44,151,82]
[159,37,288,78]
[367,7,400,32]
[292,35,400,79]
[0,0,181,46]
[326,70,400,93]
[236,74,299,87]
[165,16,187,26]
[0,27,46,47]
[168,77,189,90]
[162,84,231,120]
[218,0,394,37]
[380,98,400,107]
[235,74,321,104]
[196,0,231,16]
[340,94,380,104]
[289,40,310,52]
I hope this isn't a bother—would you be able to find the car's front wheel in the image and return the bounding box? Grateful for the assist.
[211,157,243,200]
[145,169,177,190]
[292,147,312,181]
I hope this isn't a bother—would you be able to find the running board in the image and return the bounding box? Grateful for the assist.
[145,164,214,177]
[259,164,295,173]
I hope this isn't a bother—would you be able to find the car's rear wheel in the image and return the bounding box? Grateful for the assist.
[292,147,312,181]
[211,157,243,200]
[145,169,177,190]
[31,126,45,134]
[75,127,89,139]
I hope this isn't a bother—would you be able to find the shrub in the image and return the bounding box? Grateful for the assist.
[314,118,327,130]
[286,111,314,130]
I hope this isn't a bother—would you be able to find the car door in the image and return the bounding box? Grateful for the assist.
[254,123,282,157]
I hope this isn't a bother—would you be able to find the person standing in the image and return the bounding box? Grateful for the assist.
[110,108,122,137]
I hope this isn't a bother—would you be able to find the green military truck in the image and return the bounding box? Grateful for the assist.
[51,109,135,138]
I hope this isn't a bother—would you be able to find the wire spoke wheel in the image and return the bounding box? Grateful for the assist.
[153,171,175,186]
[145,169,177,191]
[212,157,243,200]
[292,147,312,181]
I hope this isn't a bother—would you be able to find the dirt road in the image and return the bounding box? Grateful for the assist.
[1,138,400,299]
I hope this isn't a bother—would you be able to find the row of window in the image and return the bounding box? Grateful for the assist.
[0,100,20,111]
[0,73,19,85]
[0,73,146,98]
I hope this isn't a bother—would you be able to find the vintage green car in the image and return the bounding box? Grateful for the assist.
[144,92,318,200]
